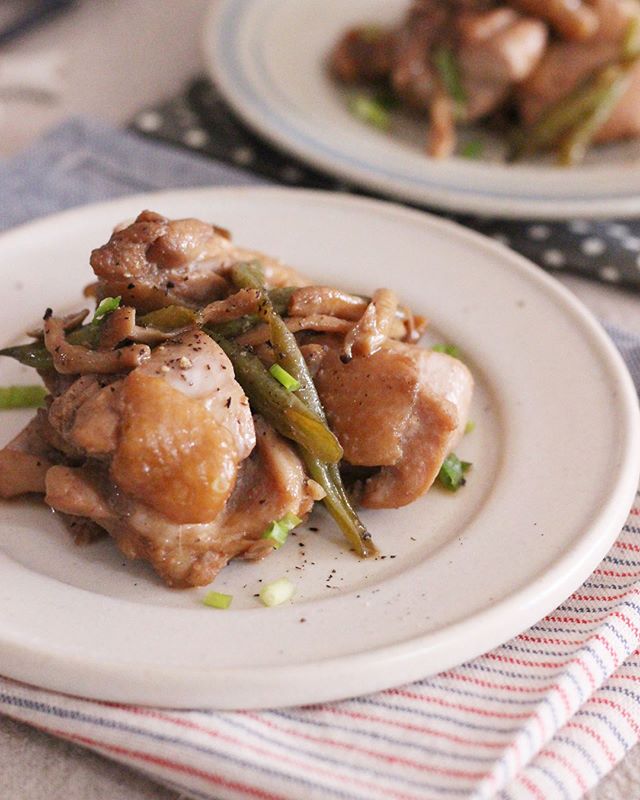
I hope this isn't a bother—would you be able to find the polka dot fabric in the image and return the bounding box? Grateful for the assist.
[131,78,640,292]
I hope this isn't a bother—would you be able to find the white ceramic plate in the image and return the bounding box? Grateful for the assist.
[205,0,640,219]
[0,187,638,710]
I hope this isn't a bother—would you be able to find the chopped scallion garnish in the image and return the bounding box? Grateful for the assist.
[348,94,391,131]
[202,591,233,609]
[92,296,121,322]
[460,140,484,159]
[432,343,461,359]
[433,46,467,112]
[437,453,472,492]
[0,385,47,409]
[259,577,295,607]
[464,420,476,435]
[269,363,301,392]
[262,512,303,549]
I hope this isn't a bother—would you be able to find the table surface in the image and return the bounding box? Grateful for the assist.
[0,1,639,798]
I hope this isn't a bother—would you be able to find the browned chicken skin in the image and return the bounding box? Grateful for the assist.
[91,210,308,313]
[315,342,473,509]
[40,330,314,587]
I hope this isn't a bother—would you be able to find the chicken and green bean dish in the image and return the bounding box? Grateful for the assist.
[329,0,640,165]
[0,212,473,590]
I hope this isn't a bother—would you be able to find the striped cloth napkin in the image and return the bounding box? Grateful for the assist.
[1,118,640,800]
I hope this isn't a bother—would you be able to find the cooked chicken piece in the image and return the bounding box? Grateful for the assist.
[38,330,314,586]
[90,210,308,313]
[519,40,640,143]
[45,417,314,587]
[0,416,57,498]
[330,27,395,83]
[575,0,638,43]
[508,0,599,41]
[391,5,443,110]
[457,8,548,88]
[137,330,255,460]
[314,342,473,508]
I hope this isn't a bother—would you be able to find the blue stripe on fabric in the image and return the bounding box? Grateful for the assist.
[271,710,495,764]
[576,710,630,750]
[426,681,561,729]
[216,714,472,795]
[527,763,572,800]
[353,697,520,735]
[0,693,366,800]
[552,735,603,778]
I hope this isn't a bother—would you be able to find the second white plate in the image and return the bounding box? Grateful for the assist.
[0,187,638,709]
[205,0,640,219]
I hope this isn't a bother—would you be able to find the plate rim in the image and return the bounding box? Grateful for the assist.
[204,0,640,220]
[0,185,638,709]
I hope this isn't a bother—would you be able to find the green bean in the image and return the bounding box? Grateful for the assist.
[137,305,199,331]
[0,320,102,371]
[559,67,633,165]
[510,64,630,161]
[209,333,343,464]
[230,262,377,559]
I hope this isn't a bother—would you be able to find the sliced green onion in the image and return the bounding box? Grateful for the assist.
[464,420,476,435]
[280,511,303,529]
[262,512,303,550]
[269,363,301,392]
[432,343,461,359]
[0,385,47,409]
[92,296,121,322]
[433,46,467,112]
[202,591,233,609]
[259,577,295,607]
[437,453,472,492]
[348,94,391,131]
[460,140,484,159]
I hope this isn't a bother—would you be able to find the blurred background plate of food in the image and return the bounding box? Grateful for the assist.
[204,0,640,218]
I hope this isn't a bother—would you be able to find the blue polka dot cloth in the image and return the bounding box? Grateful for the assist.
[131,78,640,291]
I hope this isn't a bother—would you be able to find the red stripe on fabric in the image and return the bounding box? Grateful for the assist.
[538,748,588,793]
[487,651,598,693]
[614,541,640,553]
[441,671,548,694]
[127,707,429,800]
[304,706,508,749]
[384,688,532,721]
[26,722,286,800]
[572,590,640,602]
[242,712,489,782]
[486,653,566,670]
[590,697,640,737]
[518,634,584,647]
[516,772,547,800]
[564,721,616,766]
[440,671,573,715]
[593,569,640,578]
[591,633,624,664]
[610,611,640,639]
